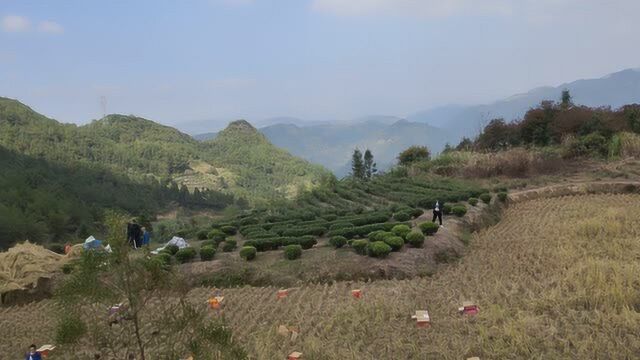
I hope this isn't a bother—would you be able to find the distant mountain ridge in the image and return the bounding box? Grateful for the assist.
[408,68,640,138]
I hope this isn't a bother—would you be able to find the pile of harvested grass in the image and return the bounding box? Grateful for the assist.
[0,241,65,294]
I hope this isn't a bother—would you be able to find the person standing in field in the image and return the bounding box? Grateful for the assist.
[142,227,150,247]
[432,200,443,227]
[24,344,41,360]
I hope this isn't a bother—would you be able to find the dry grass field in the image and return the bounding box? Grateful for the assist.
[2,193,640,359]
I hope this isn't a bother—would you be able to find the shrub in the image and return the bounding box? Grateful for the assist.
[351,240,369,255]
[62,262,75,274]
[367,230,386,242]
[222,240,237,252]
[200,240,216,248]
[367,241,392,258]
[207,229,226,242]
[196,229,209,240]
[243,239,273,252]
[498,192,508,202]
[468,197,479,206]
[384,236,404,251]
[199,246,216,261]
[393,211,412,222]
[282,226,326,237]
[322,214,338,221]
[329,236,347,248]
[297,236,317,250]
[165,244,179,255]
[239,246,257,261]
[442,204,453,215]
[391,224,411,239]
[283,245,302,260]
[406,231,425,248]
[55,315,87,345]
[479,193,492,203]
[157,252,172,266]
[328,222,408,239]
[220,225,237,235]
[329,222,354,230]
[175,247,197,263]
[452,205,468,217]
[411,208,424,218]
[419,222,440,235]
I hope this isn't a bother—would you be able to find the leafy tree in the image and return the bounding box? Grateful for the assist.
[561,89,573,110]
[455,137,473,151]
[398,146,430,166]
[475,118,519,150]
[351,149,365,180]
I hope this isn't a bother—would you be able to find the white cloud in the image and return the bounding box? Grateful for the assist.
[38,20,64,34]
[311,0,512,18]
[1,15,30,32]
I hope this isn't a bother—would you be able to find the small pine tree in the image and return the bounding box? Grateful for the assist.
[351,149,365,180]
[363,149,377,180]
[561,89,572,109]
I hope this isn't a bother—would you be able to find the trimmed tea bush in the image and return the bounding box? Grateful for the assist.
[452,205,467,217]
[479,193,492,203]
[367,230,385,242]
[222,240,237,252]
[419,222,440,235]
[239,246,257,261]
[207,229,226,243]
[297,236,318,249]
[498,192,508,202]
[406,231,425,247]
[165,244,179,255]
[329,222,354,230]
[243,239,273,252]
[200,240,216,248]
[329,236,347,248]
[384,236,404,251]
[411,208,424,218]
[352,239,369,255]
[468,197,479,206]
[220,225,238,235]
[367,241,392,258]
[199,246,216,261]
[391,224,411,239]
[175,247,197,263]
[283,244,302,260]
[442,204,453,215]
[157,252,172,266]
[197,229,209,240]
[393,211,412,222]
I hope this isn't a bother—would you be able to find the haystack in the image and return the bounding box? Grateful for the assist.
[0,241,66,295]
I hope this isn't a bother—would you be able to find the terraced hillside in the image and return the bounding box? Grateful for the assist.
[2,192,639,358]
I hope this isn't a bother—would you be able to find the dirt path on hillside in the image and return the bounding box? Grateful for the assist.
[508,180,640,203]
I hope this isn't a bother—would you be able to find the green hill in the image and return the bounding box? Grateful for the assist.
[0,97,329,202]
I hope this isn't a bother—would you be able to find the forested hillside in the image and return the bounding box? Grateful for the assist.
[0,98,329,248]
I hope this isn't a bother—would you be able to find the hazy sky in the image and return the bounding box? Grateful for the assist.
[1,0,639,132]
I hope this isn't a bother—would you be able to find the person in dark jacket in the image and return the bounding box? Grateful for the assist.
[25,344,42,360]
[432,200,443,227]
[127,220,142,249]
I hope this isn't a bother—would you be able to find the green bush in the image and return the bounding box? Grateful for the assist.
[282,226,326,237]
[200,240,216,248]
[329,222,354,230]
[220,225,238,235]
[207,229,227,242]
[165,244,179,255]
[157,252,172,266]
[322,214,338,221]
[222,240,237,252]
[411,208,424,218]
[55,315,86,345]
[451,205,467,217]
[328,222,408,239]
[406,231,425,248]
[391,224,411,239]
[297,236,317,250]
[367,230,385,242]
[498,192,508,202]
[196,229,209,240]
[442,204,453,215]
[199,246,216,261]
[62,262,75,274]
[243,239,273,252]
[329,236,347,248]
[384,236,404,251]
[419,222,440,235]
[479,193,492,203]
[351,240,369,255]
[175,247,197,263]
[468,197,479,206]
[393,211,412,222]
[239,246,257,261]
[283,244,302,260]
[367,241,392,258]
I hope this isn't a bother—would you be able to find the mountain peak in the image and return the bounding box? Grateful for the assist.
[226,119,257,132]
